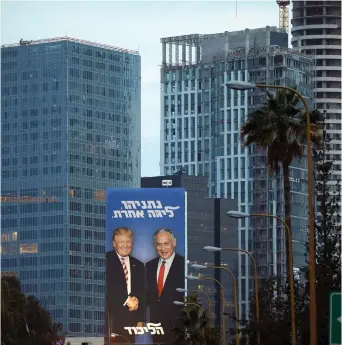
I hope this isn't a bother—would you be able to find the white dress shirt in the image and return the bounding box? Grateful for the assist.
[156,251,175,285]
[117,253,131,306]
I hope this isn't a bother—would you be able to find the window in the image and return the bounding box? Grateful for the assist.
[20,243,38,254]
[1,233,10,242]
[70,242,81,252]
[84,310,92,319]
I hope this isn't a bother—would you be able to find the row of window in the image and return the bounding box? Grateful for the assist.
[70,308,104,319]
[69,44,136,63]
[2,215,106,229]
[70,256,105,267]
[2,79,136,98]
[17,228,105,241]
[1,102,134,122]
[70,242,104,253]
[2,216,64,228]
[2,187,105,200]
[19,281,106,296]
[18,268,104,281]
[69,166,132,181]
[70,269,105,280]
[68,323,104,334]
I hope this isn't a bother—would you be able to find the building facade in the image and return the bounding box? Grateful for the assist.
[159,27,312,320]
[141,175,238,333]
[1,37,141,336]
[291,0,341,180]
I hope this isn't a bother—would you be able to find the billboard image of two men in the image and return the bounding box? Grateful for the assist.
[105,188,187,345]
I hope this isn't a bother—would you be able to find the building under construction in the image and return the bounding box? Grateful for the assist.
[159,26,315,321]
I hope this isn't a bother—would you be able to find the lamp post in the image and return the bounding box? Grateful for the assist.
[176,288,211,314]
[203,246,260,345]
[191,265,239,345]
[186,275,226,345]
[228,210,296,345]
[173,300,203,310]
[227,80,316,345]
[110,333,132,345]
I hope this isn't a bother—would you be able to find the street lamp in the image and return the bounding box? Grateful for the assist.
[227,210,296,345]
[191,265,239,345]
[186,275,226,345]
[173,300,203,310]
[176,288,211,314]
[110,333,132,345]
[226,80,316,345]
[203,246,260,345]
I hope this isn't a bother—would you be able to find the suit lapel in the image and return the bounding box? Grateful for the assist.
[152,259,159,296]
[114,253,126,286]
[160,255,177,297]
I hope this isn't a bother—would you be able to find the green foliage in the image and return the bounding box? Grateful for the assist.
[1,276,63,345]
[241,87,323,283]
[173,294,221,345]
[241,88,323,173]
[298,148,341,345]
[231,147,341,345]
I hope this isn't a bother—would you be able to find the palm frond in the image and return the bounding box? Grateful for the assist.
[242,89,323,173]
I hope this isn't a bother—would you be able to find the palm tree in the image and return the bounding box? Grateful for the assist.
[241,88,322,271]
[172,295,221,345]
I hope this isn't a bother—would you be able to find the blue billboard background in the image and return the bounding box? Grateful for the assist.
[105,188,187,344]
[105,188,186,262]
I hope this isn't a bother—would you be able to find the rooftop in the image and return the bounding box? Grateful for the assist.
[1,36,139,55]
[161,26,286,44]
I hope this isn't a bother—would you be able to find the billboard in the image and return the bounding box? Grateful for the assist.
[105,188,187,345]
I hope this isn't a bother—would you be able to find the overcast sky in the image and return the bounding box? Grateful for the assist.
[1,0,288,177]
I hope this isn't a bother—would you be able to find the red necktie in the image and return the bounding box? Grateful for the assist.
[157,261,166,296]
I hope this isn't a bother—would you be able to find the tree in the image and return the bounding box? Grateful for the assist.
[172,294,221,345]
[1,276,62,345]
[298,145,341,345]
[1,276,27,345]
[233,277,306,345]
[233,145,341,345]
[241,89,322,270]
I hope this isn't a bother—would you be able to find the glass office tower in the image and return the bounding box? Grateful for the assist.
[1,37,141,336]
[159,27,313,321]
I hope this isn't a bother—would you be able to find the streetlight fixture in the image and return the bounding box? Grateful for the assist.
[186,275,226,345]
[226,81,256,90]
[226,81,316,345]
[203,246,260,345]
[227,210,296,345]
[191,265,239,345]
[173,300,203,310]
[110,333,132,345]
[176,288,211,314]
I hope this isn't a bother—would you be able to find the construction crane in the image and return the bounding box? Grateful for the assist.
[277,0,290,32]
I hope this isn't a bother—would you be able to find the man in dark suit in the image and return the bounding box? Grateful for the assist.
[105,227,145,344]
[146,228,185,345]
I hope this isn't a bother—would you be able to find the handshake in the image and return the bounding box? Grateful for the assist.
[126,296,139,312]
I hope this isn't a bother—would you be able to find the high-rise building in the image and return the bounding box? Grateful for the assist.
[1,37,141,336]
[159,27,313,320]
[141,174,238,333]
[291,0,342,179]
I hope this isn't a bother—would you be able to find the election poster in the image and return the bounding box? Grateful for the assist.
[105,188,187,345]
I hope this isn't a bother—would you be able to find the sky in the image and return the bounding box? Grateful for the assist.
[1,0,289,177]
